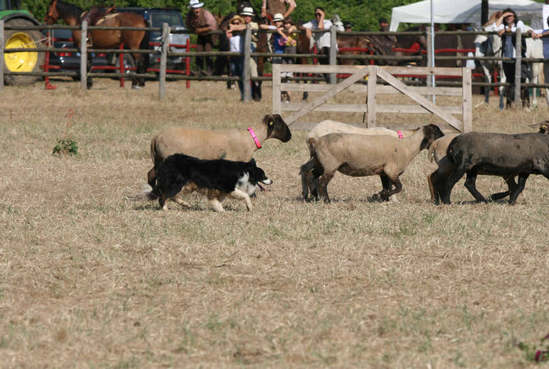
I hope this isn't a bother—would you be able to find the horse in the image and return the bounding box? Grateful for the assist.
[44,0,149,89]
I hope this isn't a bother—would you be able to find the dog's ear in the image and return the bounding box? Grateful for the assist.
[249,158,256,166]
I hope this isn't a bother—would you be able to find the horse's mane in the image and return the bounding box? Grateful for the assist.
[54,0,83,20]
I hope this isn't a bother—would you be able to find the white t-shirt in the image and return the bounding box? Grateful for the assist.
[302,19,333,49]
[230,34,241,52]
[493,20,528,58]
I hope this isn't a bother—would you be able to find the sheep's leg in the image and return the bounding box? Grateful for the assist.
[318,172,335,203]
[300,159,316,201]
[464,172,487,202]
[381,177,402,201]
[490,175,516,201]
[229,188,253,211]
[508,174,529,205]
[440,168,465,204]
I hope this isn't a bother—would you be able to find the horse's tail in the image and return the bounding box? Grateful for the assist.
[138,20,150,71]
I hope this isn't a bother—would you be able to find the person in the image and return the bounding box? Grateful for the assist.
[493,8,536,107]
[229,6,263,100]
[261,0,296,21]
[302,7,333,66]
[226,15,245,98]
[533,16,549,101]
[185,0,218,76]
[343,22,353,32]
[378,17,390,32]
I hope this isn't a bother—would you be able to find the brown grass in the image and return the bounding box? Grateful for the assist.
[0,78,548,368]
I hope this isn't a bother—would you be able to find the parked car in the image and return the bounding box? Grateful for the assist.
[46,8,189,77]
[45,28,112,79]
[115,7,190,70]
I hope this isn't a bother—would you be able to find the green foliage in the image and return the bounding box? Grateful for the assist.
[52,138,78,156]
[21,0,547,31]
[21,0,427,31]
[517,335,549,363]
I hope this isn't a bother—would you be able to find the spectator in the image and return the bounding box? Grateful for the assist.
[230,6,263,100]
[533,16,549,100]
[261,0,296,21]
[226,15,245,99]
[302,7,333,66]
[344,22,353,32]
[186,0,218,76]
[378,17,389,32]
[493,8,536,107]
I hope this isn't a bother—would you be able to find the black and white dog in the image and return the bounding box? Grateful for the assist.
[156,153,272,211]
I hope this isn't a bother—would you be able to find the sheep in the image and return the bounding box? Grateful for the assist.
[146,114,291,200]
[434,131,549,205]
[307,124,444,203]
[429,124,549,204]
[300,120,414,201]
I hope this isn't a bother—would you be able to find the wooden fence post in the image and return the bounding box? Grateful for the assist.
[367,65,377,127]
[159,22,169,100]
[426,26,435,102]
[0,20,4,90]
[462,67,472,132]
[80,20,88,90]
[329,27,337,84]
[514,28,522,107]
[242,27,251,102]
[272,63,281,115]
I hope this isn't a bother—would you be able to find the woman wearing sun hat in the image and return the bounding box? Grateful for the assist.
[186,0,219,76]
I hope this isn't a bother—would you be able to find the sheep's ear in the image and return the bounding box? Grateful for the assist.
[263,114,274,126]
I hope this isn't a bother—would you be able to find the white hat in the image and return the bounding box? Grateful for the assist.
[189,0,204,9]
[272,13,284,22]
[240,7,254,16]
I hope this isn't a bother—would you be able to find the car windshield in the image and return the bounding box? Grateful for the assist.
[150,13,183,28]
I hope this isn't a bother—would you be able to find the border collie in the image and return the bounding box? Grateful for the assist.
[156,154,272,211]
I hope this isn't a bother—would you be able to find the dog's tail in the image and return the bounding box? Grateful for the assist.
[145,137,163,201]
[127,184,159,201]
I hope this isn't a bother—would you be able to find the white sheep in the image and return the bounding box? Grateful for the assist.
[307,124,444,202]
[300,120,414,201]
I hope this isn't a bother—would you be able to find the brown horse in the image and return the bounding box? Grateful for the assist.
[44,0,149,88]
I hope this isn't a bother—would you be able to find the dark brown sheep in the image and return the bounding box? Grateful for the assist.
[434,131,549,205]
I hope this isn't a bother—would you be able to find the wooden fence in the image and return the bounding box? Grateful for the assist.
[273,64,472,132]
[0,21,547,107]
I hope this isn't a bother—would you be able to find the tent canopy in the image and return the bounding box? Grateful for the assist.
[390,0,544,31]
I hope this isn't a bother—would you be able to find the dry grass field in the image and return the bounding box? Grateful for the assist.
[1,77,548,369]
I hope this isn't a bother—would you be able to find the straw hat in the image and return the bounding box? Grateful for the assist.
[230,15,244,24]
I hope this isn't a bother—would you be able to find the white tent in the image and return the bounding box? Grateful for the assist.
[390,0,544,31]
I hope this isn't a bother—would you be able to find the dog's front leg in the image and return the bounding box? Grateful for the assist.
[208,198,225,212]
[230,189,253,211]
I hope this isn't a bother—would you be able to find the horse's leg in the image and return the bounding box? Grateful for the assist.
[86,51,93,89]
[482,64,491,104]
[134,51,148,88]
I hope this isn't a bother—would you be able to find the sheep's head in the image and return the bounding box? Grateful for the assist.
[420,124,444,150]
[263,114,292,142]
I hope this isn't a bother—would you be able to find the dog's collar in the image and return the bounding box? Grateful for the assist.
[248,127,262,149]
[397,130,404,139]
